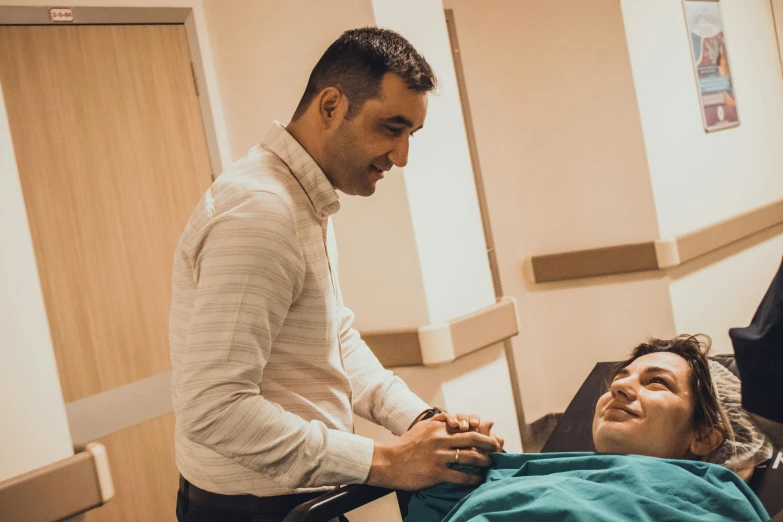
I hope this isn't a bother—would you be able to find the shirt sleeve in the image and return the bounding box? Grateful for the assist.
[338,306,432,435]
[173,192,374,489]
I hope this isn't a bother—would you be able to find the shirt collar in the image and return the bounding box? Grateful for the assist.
[262,121,340,218]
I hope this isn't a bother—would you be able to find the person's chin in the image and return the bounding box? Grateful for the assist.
[594,437,634,455]
[594,423,637,453]
[338,183,375,197]
[355,182,377,197]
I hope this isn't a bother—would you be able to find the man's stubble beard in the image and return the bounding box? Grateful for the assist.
[324,122,370,196]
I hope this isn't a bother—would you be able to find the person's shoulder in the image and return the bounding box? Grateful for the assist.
[179,150,301,245]
[177,144,309,255]
[211,144,298,208]
[624,454,749,484]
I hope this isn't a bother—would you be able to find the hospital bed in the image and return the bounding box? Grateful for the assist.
[283,355,782,521]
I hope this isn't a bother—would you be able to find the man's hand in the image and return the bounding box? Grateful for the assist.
[365,419,501,491]
[431,412,505,452]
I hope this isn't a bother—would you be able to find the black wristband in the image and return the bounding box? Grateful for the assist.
[408,407,444,431]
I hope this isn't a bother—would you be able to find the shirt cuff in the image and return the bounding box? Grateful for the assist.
[317,430,375,485]
[379,393,432,436]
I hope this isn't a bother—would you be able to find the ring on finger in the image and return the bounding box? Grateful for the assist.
[454,448,460,465]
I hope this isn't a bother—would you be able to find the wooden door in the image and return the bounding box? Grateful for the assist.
[0,24,213,521]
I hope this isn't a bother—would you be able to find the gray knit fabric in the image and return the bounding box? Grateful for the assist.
[703,360,773,471]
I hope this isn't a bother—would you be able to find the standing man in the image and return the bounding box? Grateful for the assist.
[171,28,502,522]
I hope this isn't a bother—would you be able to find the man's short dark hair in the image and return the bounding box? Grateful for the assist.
[292,27,437,121]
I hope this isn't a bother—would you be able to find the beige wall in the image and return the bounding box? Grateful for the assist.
[621,0,783,353]
[446,0,783,421]
[443,0,676,421]
[621,0,783,238]
[202,0,498,327]
[202,0,375,161]
[668,229,783,354]
[201,0,437,332]
[371,0,497,324]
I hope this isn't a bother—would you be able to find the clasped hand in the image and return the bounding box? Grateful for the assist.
[366,412,504,491]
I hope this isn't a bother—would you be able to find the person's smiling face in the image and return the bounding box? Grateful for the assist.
[322,73,427,196]
[592,351,700,459]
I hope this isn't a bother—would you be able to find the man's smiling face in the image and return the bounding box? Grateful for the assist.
[322,72,427,196]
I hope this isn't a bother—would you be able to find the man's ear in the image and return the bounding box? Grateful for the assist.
[316,87,345,129]
[690,427,724,457]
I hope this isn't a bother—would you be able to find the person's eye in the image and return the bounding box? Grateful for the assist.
[384,125,404,137]
[649,377,671,388]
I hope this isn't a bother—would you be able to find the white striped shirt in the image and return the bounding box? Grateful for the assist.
[169,122,430,496]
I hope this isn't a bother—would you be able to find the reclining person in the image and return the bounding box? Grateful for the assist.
[407,335,773,522]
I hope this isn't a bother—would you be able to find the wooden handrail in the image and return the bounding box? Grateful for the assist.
[525,199,783,283]
[0,443,114,522]
[361,297,520,368]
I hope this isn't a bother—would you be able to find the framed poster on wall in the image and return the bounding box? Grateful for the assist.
[683,0,740,132]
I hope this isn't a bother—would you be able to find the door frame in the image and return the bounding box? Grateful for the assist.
[0,5,223,179]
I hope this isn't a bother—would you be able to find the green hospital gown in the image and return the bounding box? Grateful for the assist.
[406,452,769,522]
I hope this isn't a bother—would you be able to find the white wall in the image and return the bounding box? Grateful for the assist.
[621,0,783,238]
[443,0,677,421]
[0,75,73,481]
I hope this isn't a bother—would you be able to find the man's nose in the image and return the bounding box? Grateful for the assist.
[388,137,410,168]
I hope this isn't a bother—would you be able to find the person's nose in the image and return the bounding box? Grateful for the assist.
[387,136,410,168]
[610,375,638,402]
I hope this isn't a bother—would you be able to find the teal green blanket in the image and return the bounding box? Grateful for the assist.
[406,452,768,521]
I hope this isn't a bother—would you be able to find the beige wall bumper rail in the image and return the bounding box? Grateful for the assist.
[55,301,518,446]
[525,198,783,283]
[0,443,114,522]
[362,297,520,368]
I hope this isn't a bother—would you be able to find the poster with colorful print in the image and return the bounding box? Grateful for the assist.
[683,0,739,132]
